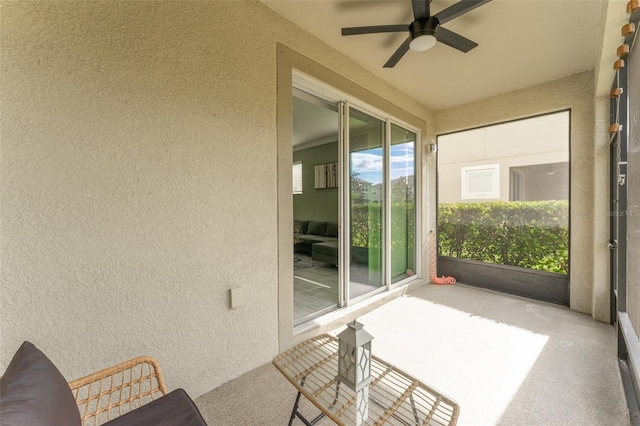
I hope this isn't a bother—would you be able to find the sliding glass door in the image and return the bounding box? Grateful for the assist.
[390,125,417,283]
[291,74,419,325]
[348,108,385,300]
[345,108,418,302]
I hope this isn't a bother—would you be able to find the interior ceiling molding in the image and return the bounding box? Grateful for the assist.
[264,0,607,111]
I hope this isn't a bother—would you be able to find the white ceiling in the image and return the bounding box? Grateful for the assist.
[292,95,339,145]
[264,0,605,111]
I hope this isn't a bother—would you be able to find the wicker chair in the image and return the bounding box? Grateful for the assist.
[68,356,167,426]
[0,342,207,426]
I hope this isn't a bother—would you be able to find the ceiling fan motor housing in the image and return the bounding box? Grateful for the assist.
[410,17,439,41]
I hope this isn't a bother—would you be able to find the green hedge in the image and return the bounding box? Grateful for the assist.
[350,203,415,251]
[438,200,569,274]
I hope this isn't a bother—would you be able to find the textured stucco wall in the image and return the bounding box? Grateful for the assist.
[594,94,612,323]
[0,0,433,396]
[435,72,609,320]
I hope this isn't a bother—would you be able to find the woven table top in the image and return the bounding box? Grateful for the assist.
[273,334,459,426]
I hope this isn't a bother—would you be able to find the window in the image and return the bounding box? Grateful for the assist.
[461,164,500,199]
[510,162,569,201]
[293,161,302,194]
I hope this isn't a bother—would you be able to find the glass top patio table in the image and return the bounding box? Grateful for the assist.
[273,334,459,426]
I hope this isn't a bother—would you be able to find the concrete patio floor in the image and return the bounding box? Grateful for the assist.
[196,283,630,425]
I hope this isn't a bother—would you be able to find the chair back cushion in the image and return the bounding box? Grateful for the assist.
[102,389,208,426]
[0,341,81,426]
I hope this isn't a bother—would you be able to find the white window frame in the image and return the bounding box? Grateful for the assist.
[461,164,500,199]
[293,161,303,194]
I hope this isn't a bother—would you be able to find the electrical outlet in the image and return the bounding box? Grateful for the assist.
[230,287,243,309]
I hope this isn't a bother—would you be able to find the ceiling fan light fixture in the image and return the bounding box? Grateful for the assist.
[410,33,437,51]
[408,17,439,52]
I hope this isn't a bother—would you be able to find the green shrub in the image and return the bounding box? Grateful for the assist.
[350,203,415,251]
[438,200,569,274]
[351,203,381,248]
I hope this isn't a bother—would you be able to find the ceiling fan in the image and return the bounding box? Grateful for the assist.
[341,0,491,68]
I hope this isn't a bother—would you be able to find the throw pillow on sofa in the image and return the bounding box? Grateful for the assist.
[0,341,82,426]
[307,221,326,236]
[293,220,308,235]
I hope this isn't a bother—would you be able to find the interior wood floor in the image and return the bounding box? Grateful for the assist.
[294,259,339,324]
[293,255,383,325]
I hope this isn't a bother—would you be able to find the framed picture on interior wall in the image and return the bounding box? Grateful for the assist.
[314,164,326,189]
[314,162,338,189]
[326,162,337,188]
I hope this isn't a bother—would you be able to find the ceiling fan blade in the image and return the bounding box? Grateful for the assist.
[436,27,478,52]
[411,0,430,20]
[434,0,491,25]
[342,25,408,36]
[384,37,411,68]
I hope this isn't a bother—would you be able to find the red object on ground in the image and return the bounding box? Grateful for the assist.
[429,229,456,285]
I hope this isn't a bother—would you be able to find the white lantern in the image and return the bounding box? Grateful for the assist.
[336,320,373,391]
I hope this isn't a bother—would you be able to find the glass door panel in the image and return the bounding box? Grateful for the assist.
[292,89,340,325]
[348,108,385,300]
[390,124,417,283]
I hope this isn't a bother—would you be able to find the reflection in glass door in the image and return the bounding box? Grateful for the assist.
[348,108,385,300]
[390,125,417,283]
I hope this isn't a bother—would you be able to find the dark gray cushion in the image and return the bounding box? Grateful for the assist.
[298,235,336,245]
[0,341,81,426]
[307,221,326,236]
[326,222,338,238]
[312,240,338,257]
[103,389,207,426]
[294,220,308,235]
